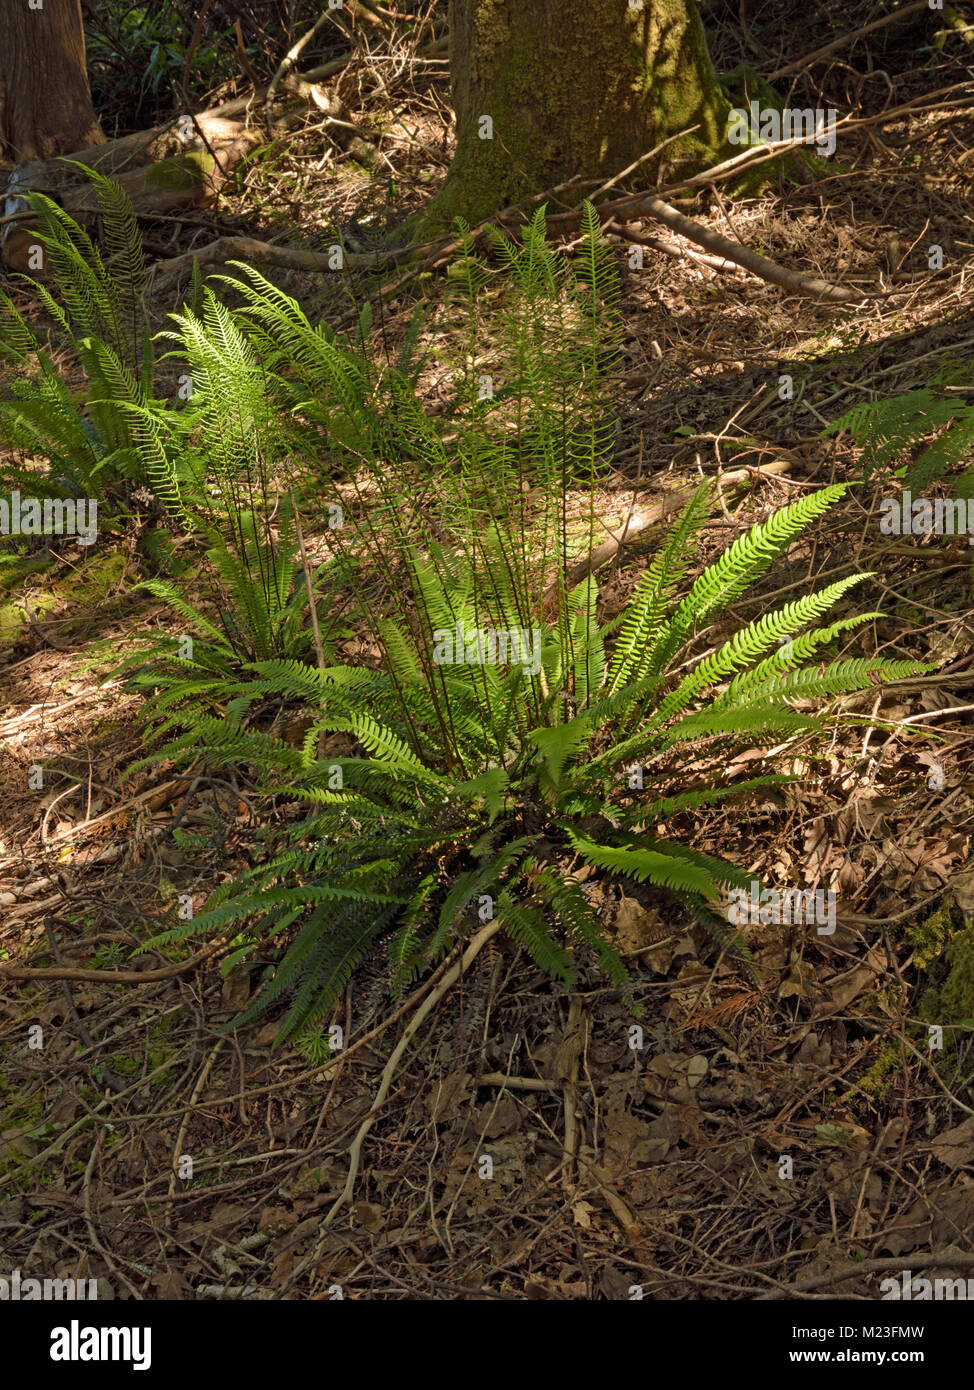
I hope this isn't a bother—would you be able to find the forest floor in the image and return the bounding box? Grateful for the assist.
[2,0,974,1300]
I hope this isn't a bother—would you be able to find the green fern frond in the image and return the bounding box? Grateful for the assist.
[567,829,722,899]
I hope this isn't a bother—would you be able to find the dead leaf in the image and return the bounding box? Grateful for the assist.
[571,1200,595,1229]
[686,1055,708,1088]
[352,1201,385,1234]
[931,1118,974,1170]
[611,894,663,953]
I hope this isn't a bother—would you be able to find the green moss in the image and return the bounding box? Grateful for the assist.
[854,1041,903,1100]
[942,923,974,1023]
[148,1049,174,1079]
[0,589,57,647]
[847,896,974,1104]
[0,552,54,592]
[144,151,215,191]
[0,547,128,649]
[0,1081,54,1188]
[908,897,956,971]
[902,894,974,1024]
[418,0,739,233]
[73,549,128,603]
[109,1055,140,1076]
[717,63,849,195]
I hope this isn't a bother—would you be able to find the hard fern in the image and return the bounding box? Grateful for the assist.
[121,211,930,1043]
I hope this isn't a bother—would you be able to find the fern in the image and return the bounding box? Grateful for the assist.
[122,209,928,1044]
[826,376,974,506]
[0,170,156,505]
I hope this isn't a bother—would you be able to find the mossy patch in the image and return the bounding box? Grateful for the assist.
[908,892,974,1025]
[0,547,127,649]
[854,1041,903,1101]
[144,151,215,191]
[941,922,974,1023]
[0,551,54,592]
[0,1077,51,1186]
[0,588,57,647]
[908,895,956,971]
[72,548,128,603]
[717,63,849,195]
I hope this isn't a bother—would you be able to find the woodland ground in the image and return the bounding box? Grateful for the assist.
[1,0,974,1300]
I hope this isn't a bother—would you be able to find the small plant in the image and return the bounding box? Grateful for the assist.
[825,368,974,498]
[112,278,333,713]
[0,168,156,506]
[138,486,922,1044]
[128,208,925,1045]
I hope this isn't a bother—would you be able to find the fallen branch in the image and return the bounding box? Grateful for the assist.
[2,112,266,269]
[606,220,749,275]
[759,1251,974,1299]
[0,939,227,984]
[543,461,792,610]
[0,828,169,917]
[150,232,415,282]
[266,7,349,130]
[153,180,857,306]
[166,1041,225,1217]
[209,30,448,120]
[84,1140,143,1299]
[619,194,860,303]
[42,775,196,849]
[769,0,933,79]
[323,918,502,1223]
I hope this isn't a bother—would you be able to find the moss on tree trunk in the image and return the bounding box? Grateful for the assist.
[427,0,735,228]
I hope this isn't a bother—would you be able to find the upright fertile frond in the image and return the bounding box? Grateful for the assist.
[575,200,622,312]
[87,164,149,372]
[25,193,130,366]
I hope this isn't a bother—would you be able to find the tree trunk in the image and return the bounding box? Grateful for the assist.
[430,0,734,225]
[0,0,104,161]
